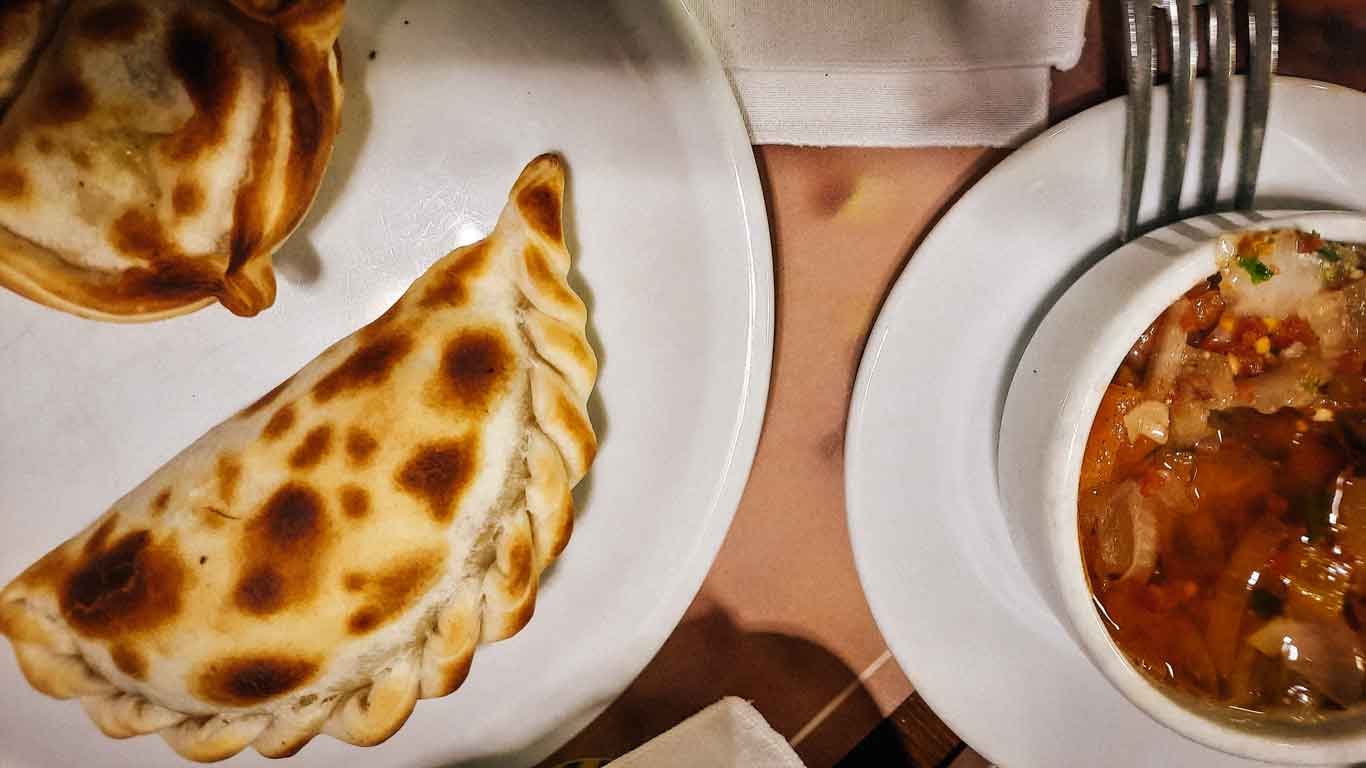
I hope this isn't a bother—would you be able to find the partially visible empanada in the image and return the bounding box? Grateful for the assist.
[0,154,598,760]
[0,0,344,321]
[0,1,63,108]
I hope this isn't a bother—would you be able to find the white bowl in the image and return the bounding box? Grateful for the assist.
[998,210,1366,764]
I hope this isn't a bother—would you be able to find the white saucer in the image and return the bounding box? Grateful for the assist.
[846,78,1366,768]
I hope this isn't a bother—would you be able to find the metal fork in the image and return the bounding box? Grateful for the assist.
[1119,0,1279,242]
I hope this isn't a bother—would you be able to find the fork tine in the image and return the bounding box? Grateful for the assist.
[1199,0,1234,211]
[1159,0,1198,223]
[1236,0,1279,210]
[1121,0,1154,241]
[1158,0,1202,221]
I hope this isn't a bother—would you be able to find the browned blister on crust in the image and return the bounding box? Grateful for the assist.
[0,154,598,760]
[0,0,345,321]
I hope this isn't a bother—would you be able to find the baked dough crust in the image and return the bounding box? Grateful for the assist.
[0,154,598,760]
[0,0,345,321]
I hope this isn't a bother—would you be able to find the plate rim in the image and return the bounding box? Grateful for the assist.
[501,1,775,763]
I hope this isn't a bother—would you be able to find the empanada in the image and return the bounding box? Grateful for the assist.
[0,0,344,321]
[0,154,598,760]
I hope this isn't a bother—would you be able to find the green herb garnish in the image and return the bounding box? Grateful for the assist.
[1319,245,1341,263]
[1238,254,1275,284]
[1249,588,1283,619]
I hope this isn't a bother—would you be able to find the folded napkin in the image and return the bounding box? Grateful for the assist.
[681,0,1090,147]
[608,697,805,768]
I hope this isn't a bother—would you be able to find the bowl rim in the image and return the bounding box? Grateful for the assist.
[1047,211,1366,764]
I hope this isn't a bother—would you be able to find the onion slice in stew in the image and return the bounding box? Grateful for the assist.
[1229,643,1277,707]
[1239,354,1333,414]
[1283,540,1355,623]
[1096,481,1160,584]
[1123,400,1170,445]
[1207,515,1294,679]
[1302,291,1349,360]
[1218,230,1328,319]
[1145,300,1193,402]
[1247,619,1366,707]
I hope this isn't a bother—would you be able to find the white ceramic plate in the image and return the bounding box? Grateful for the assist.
[846,77,1366,768]
[0,2,772,767]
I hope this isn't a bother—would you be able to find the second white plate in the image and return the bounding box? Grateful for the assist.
[847,78,1366,768]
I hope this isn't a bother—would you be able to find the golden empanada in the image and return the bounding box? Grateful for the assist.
[0,154,598,760]
[0,0,344,321]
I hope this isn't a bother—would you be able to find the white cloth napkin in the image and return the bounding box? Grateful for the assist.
[681,0,1090,147]
[609,697,805,768]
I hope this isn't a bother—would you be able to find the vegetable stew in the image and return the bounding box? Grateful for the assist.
[1080,229,1366,722]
